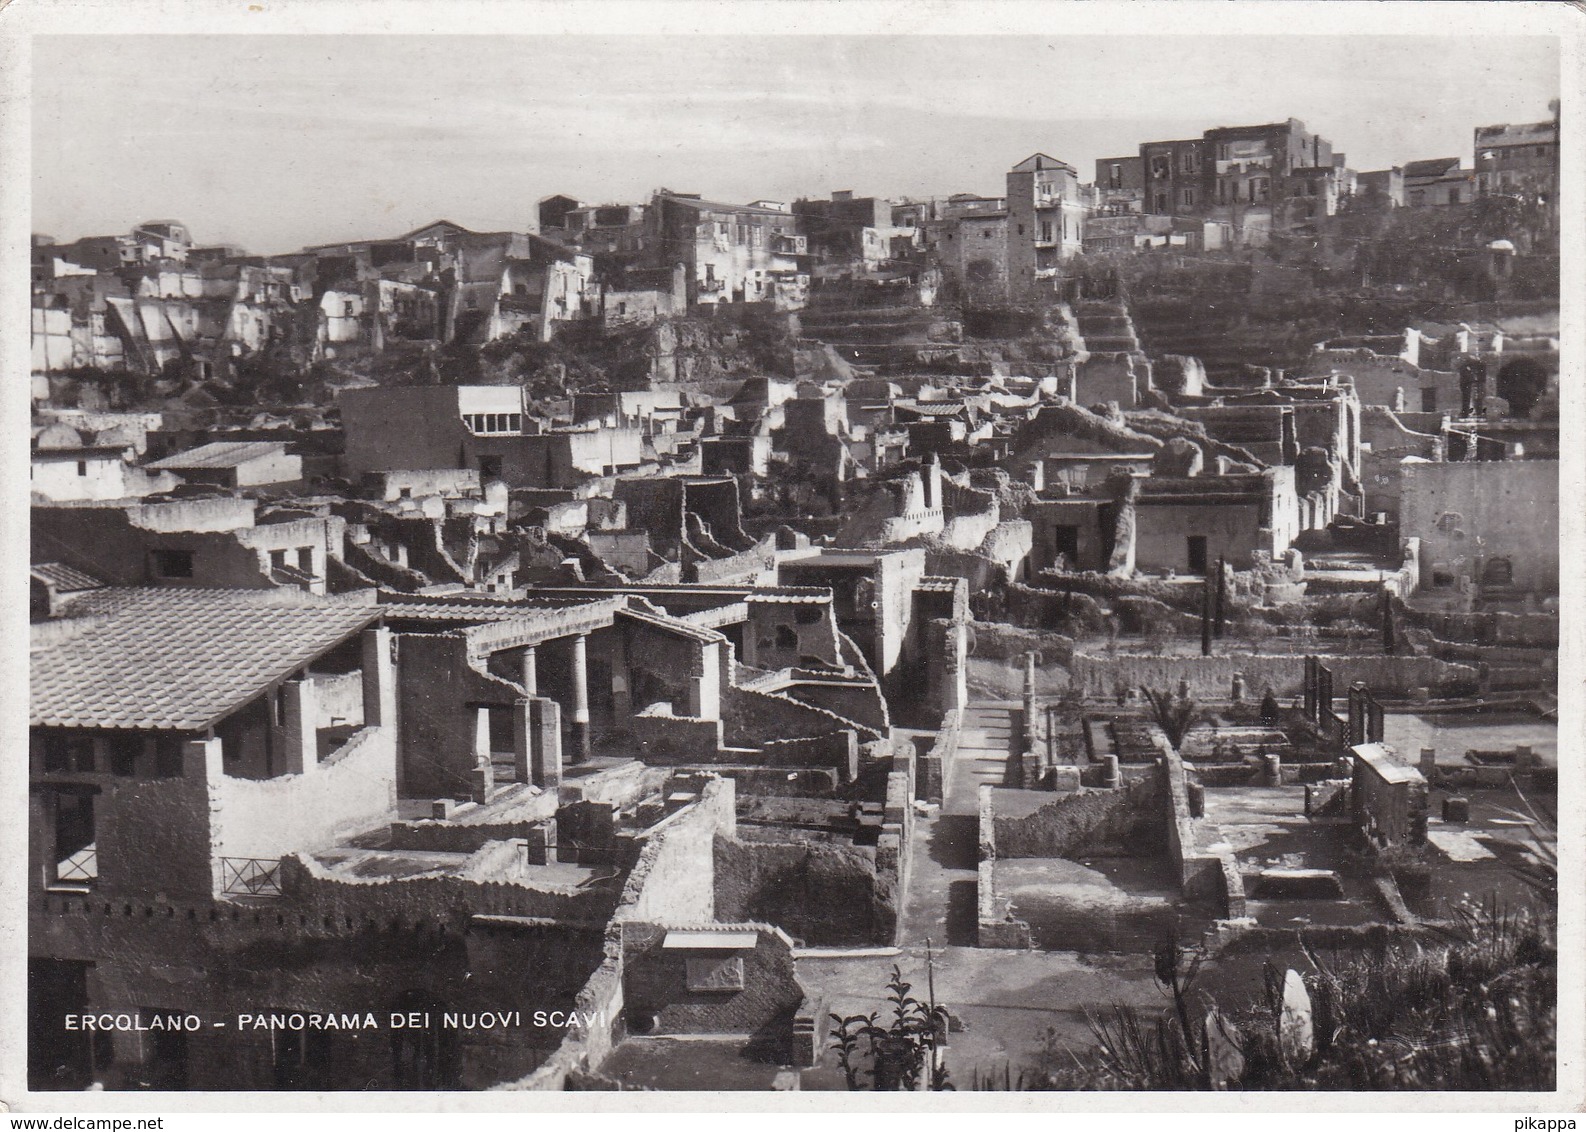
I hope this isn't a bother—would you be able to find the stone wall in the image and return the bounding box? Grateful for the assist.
[613,777,735,926]
[1070,651,1480,701]
[210,725,397,874]
[713,835,895,947]
[503,931,626,1091]
[628,710,725,762]
[1161,748,1241,914]
[395,631,526,800]
[279,850,615,927]
[991,774,1165,859]
[619,922,805,1059]
[917,709,960,803]
[762,732,859,781]
[1400,459,1559,593]
[721,683,878,747]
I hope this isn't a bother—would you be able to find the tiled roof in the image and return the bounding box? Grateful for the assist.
[1403,157,1462,179]
[30,562,105,593]
[379,602,529,622]
[146,441,289,470]
[618,606,725,645]
[31,588,379,730]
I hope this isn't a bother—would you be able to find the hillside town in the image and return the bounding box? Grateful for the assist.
[28,107,1560,1092]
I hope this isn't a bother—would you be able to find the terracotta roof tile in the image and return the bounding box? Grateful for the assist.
[31,588,379,731]
[30,562,105,593]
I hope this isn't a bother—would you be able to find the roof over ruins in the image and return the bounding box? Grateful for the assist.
[31,588,379,730]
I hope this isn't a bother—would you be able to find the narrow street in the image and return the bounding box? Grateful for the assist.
[798,699,1162,1082]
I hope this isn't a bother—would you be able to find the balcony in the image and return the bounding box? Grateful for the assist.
[220,856,283,897]
[697,278,725,293]
[52,845,96,890]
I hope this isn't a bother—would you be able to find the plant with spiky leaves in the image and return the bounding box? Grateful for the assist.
[828,964,953,1091]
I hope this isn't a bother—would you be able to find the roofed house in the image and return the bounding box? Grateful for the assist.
[30,587,394,898]
[1403,157,1474,207]
[645,192,808,309]
[145,441,302,488]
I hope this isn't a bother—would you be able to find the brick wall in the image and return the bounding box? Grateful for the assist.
[619,922,803,1058]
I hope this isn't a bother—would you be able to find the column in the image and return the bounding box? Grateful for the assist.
[570,633,591,763]
[688,641,720,720]
[512,699,532,784]
[279,678,317,776]
[361,625,395,727]
[609,633,633,719]
[529,697,562,787]
[520,646,538,695]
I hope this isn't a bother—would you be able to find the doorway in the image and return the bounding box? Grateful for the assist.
[1187,535,1209,575]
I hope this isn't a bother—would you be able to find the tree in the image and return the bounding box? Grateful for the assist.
[1142,684,1201,750]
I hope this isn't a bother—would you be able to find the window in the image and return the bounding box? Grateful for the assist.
[40,732,94,774]
[149,549,193,580]
[1180,188,1197,208]
[108,734,141,777]
[1109,163,1122,188]
[1040,222,1053,242]
[51,788,96,889]
[343,301,355,317]
[75,461,87,477]
[296,547,314,574]
[154,736,185,777]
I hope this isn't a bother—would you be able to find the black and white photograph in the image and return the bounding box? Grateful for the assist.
[2,0,1579,1113]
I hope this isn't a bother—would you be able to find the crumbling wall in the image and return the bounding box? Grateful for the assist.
[774,679,888,736]
[613,778,735,926]
[916,709,960,803]
[502,931,626,1091]
[991,774,1165,859]
[744,596,841,669]
[721,683,878,747]
[210,725,397,867]
[713,835,896,946]
[763,732,859,781]
[1069,652,1479,700]
[277,850,615,925]
[627,710,725,762]
[1160,747,1240,913]
[395,631,526,799]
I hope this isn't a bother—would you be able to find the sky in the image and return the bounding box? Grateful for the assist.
[31,34,1560,255]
